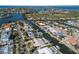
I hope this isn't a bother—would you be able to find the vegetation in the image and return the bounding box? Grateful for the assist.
[25,11,79,21]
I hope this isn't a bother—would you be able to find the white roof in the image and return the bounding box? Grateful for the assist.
[39,23,45,26]
[45,25,57,33]
[3,45,8,54]
[33,38,45,47]
[49,27,56,33]
[1,29,11,41]
[37,47,53,54]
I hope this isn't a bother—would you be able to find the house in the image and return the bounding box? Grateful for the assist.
[34,47,53,54]
[68,36,78,45]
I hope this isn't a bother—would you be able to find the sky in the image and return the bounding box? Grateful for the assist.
[0,0,79,6]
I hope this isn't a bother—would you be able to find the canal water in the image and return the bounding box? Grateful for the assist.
[0,13,24,25]
[27,20,76,54]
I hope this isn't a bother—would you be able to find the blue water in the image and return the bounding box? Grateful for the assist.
[0,6,79,10]
[0,13,24,25]
[0,5,79,25]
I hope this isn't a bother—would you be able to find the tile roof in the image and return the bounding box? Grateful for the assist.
[68,36,78,45]
[3,24,11,29]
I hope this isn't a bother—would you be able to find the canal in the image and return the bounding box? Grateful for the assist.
[0,13,24,25]
[27,20,76,54]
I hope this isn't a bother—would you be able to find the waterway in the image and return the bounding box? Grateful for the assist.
[0,13,24,25]
[27,20,76,54]
[0,11,76,54]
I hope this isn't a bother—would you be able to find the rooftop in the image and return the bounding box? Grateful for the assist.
[68,36,78,45]
[37,47,53,54]
[2,24,11,29]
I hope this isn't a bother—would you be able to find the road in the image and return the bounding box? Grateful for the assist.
[16,24,29,54]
